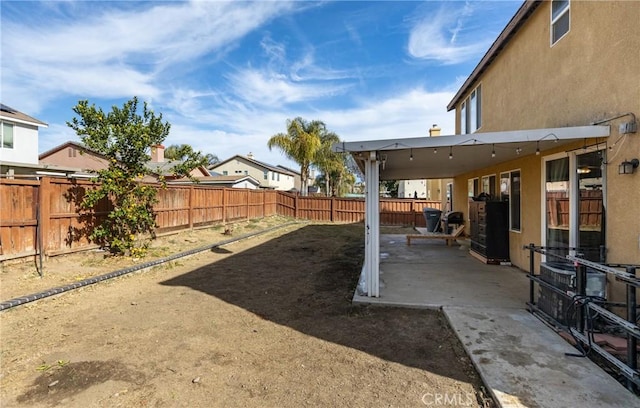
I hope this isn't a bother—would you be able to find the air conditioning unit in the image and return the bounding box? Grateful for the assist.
[537,262,606,325]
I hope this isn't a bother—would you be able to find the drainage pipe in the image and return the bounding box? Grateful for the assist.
[0,222,298,311]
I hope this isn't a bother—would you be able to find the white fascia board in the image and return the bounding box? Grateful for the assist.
[333,125,610,153]
[0,115,49,128]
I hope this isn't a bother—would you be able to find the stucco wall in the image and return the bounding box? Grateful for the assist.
[452,1,639,274]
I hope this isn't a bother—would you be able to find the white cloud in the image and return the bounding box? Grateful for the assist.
[1,1,295,113]
[407,2,492,65]
[225,68,354,107]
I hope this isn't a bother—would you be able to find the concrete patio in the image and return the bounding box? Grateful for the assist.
[353,234,639,408]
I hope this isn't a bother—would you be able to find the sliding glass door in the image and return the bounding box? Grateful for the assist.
[543,149,605,262]
[545,157,570,260]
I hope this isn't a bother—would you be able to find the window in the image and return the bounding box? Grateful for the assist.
[272,172,275,180]
[263,171,268,180]
[468,178,479,199]
[500,170,521,231]
[222,170,228,176]
[277,174,280,181]
[460,85,481,134]
[1,122,14,149]
[551,0,570,45]
[481,174,496,199]
[244,170,248,175]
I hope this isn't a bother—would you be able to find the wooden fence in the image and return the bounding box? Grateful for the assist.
[277,192,441,225]
[0,177,440,261]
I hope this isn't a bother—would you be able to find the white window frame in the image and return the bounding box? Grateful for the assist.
[541,147,606,258]
[500,170,521,232]
[468,177,479,199]
[481,174,496,199]
[550,0,570,46]
[1,121,14,149]
[460,85,482,134]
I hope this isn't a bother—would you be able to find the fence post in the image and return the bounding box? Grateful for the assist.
[263,190,266,218]
[38,177,51,259]
[627,266,637,392]
[246,190,250,220]
[188,185,194,230]
[294,194,299,219]
[411,200,416,227]
[331,197,336,222]
[222,188,227,224]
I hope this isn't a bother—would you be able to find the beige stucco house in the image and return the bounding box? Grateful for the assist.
[447,0,639,271]
[335,0,639,299]
[210,154,298,191]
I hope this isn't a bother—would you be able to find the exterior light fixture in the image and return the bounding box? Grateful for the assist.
[448,146,453,160]
[619,158,639,174]
[409,149,413,161]
[516,147,522,155]
[491,144,496,158]
[433,148,437,154]
[536,141,540,155]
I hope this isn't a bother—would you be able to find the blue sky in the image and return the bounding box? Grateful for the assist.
[1,0,523,168]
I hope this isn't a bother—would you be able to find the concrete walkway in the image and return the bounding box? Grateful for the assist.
[353,234,639,408]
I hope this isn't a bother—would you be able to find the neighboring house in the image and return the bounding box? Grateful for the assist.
[39,141,110,172]
[169,174,261,189]
[144,144,210,181]
[276,164,314,193]
[0,103,53,177]
[210,154,296,191]
[397,180,427,199]
[40,142,209,182]
[336,0,638,298]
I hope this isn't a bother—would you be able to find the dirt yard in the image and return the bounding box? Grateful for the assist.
[1,218,494,407]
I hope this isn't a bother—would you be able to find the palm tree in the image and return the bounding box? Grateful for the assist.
[165,144,217,165]
[268,117,324,196]
[314,130,342,196]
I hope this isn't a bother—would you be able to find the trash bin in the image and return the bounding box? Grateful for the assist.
[423,207,442,232]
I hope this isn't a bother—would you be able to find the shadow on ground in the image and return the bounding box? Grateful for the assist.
[161,224,480,384]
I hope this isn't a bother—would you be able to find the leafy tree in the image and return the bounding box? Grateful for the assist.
[314,130,342,196]
[268,117,324,196]
[165,143,218,166]
[204,153,220,167]
[161,143,210,175]
[380,180,399,198]
[67,97,199,256]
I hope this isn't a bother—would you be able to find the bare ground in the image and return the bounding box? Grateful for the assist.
[1,218,494,407]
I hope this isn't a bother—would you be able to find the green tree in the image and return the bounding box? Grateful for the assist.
[67,97,198,256]
[380,180,399,198]
[268,117,324,196]
[162,143,212,174]
[204,153,220,167]
[314,130,342,196]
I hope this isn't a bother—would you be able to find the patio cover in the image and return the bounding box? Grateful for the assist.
[333,125,610,297]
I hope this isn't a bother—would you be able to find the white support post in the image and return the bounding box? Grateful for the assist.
[363,151,380,297]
